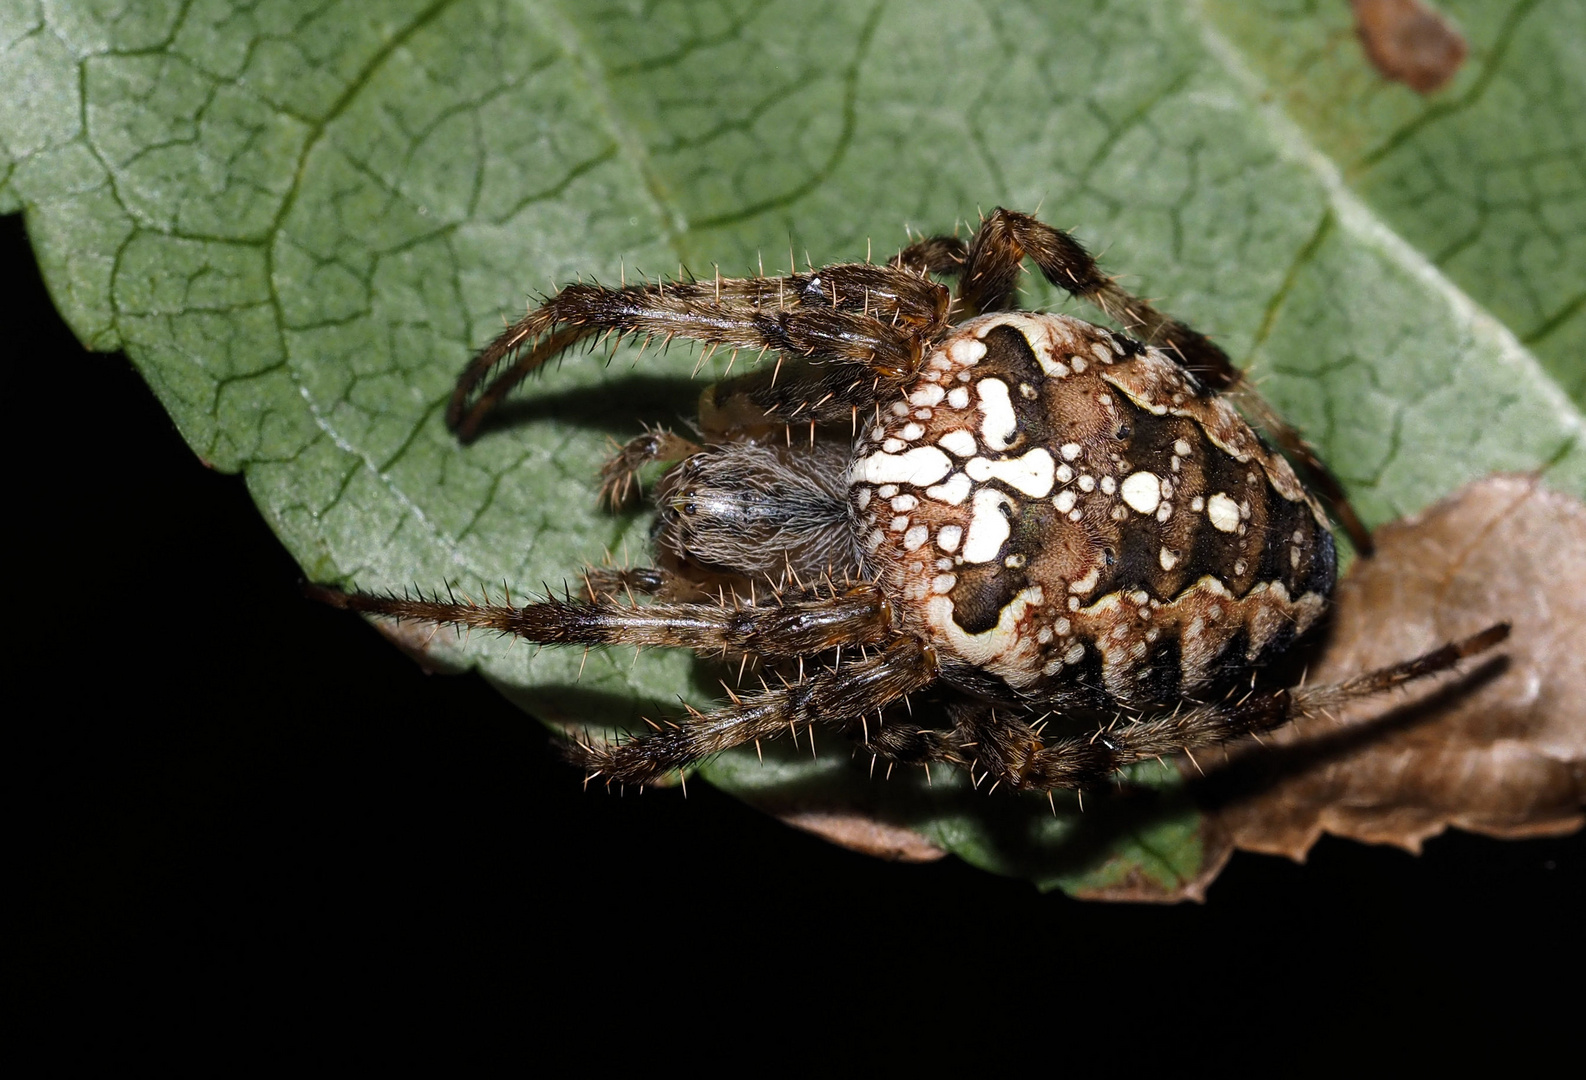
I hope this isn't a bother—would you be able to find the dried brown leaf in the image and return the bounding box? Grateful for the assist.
[1203,474,1585,860]
[776,810,946,864]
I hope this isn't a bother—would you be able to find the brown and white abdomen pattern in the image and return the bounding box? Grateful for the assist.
[849,312,1336,710]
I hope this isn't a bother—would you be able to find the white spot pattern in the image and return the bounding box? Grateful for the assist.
[977,379,1018,451]
[1207,492,1240,532]
[938,429,977,457]
[1120,471,1161,514]
[949,338,986,366]
[962,488,1013,563]
[857,446,953,487]
[925,472,972,505]
[963,447,1056,498]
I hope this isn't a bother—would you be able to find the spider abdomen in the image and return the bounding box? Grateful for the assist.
[849,312,1337,708]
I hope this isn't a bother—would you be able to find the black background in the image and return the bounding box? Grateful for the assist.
[16,210,1579,1042]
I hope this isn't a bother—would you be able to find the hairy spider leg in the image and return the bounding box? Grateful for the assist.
[699,353,923,430]
[931,208,1374,554]
[308,578,946,787]
[447,265,953,443]
[579,563,674,602]
[891,234,968,277]
[449,323,595,442]
[306,580,895,658]
[568,635,942,788]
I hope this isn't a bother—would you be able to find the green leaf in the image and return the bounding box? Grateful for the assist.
[4,0,1581,895]
[1205,0,1586,406]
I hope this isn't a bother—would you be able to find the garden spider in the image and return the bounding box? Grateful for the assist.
[312,208,1506,793]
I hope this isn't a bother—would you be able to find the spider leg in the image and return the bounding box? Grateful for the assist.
[841,712,967,774]
[1288,621,1510,716]
[959,208,1374,553]
[449,324,595,443]
[689,258,959,428]
[959,208,1208,348]
[940,701,1050,792]
[701,357,915,428]
[581,560,857,609]
[579,564,673,602]
[306,580,897,658]
[569,635,940,787]
[1001,623,1510,791]
[789,262,952,329]
[449,265,951,442]
[891,234,968,277]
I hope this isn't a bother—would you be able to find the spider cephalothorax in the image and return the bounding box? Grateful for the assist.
[313,208,1505,793]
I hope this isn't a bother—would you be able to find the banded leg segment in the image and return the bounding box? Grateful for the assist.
[840,713,967,774]
[570,635,940,786]
[1289,622,1510,716]
[449,265,951,442]
[306,581,896,658]
[450,324,595,443]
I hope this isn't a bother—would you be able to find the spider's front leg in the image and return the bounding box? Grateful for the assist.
[448,264,952,442]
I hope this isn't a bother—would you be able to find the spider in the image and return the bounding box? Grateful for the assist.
[312,208,1507,794]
